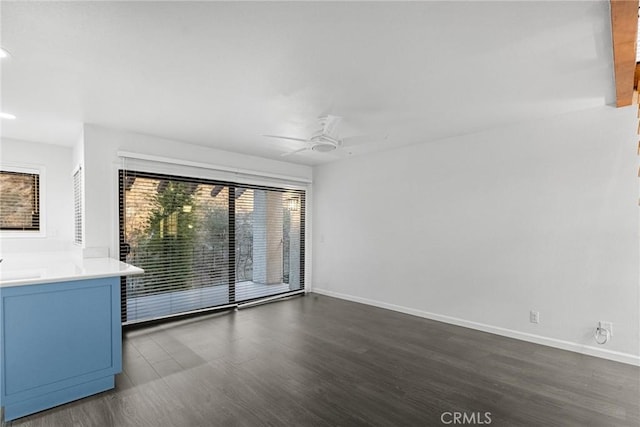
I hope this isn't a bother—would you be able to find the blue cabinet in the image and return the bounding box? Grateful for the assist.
[1,277,122,421]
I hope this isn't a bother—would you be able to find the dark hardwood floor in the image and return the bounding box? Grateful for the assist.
[6,293,640,426]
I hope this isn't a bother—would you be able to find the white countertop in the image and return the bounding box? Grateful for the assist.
[0,252,144,287]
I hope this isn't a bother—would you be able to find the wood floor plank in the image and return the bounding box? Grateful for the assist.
[6,293,639,426]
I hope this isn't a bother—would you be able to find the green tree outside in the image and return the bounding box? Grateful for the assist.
[140,181,197,293]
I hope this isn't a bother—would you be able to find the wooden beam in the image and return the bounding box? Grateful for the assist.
[611,0,639,107]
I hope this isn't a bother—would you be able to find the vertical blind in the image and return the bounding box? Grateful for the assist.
[119,170,305,324]
[73,167,83,244]
[0,169,40,231]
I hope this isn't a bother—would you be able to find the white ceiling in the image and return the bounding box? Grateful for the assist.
[0,1,615,165]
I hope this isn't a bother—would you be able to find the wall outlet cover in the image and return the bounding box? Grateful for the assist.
[530,310,540,324]
[599,321,613,337]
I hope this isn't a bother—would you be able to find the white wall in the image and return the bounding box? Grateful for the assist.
[312,106,640,364]
[81,124,313,258]
[0,138,74,253]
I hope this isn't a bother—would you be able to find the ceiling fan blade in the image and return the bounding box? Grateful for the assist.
[280,147,309,157]
[342,134,388,147]
[263,135,310,143]
[319,115,342,137]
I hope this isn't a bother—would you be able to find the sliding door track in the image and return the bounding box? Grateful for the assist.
[237,290,305,309]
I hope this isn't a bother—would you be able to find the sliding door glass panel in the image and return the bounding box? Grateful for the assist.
[120,170,305,323]
[234,188,302,303]
[121,173,230,323]
[284,191,303,292]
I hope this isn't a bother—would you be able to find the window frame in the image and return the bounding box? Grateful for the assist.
[0,164,46,238]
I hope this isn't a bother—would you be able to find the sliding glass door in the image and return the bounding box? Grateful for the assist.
[119,170,305,324]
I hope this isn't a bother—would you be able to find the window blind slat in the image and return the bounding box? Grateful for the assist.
[0,170,41,231]
[73,167,83,244]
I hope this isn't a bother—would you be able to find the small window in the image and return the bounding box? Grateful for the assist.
[0,167,41,232]
[73,166,83,244]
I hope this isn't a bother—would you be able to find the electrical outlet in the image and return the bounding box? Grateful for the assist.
[530,310,540,324]
[599,321,613,337]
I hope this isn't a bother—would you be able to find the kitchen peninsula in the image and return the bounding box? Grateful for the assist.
[0,253,143,422]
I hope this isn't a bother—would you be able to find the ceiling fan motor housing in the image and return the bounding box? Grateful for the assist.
[310,134,340,152]
[312,143,337,152]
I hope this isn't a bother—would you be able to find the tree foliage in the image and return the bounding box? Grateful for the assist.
[140,181,197,292]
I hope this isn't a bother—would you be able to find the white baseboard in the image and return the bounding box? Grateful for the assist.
[311,288,640,366]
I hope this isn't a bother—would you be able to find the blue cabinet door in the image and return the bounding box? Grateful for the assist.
[1,277,122,421]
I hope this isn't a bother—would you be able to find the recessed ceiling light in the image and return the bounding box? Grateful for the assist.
[0,112,16,120]
[0,48,10,58]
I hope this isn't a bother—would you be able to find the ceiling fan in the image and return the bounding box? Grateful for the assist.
[264,115,372,156]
